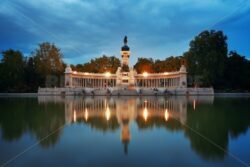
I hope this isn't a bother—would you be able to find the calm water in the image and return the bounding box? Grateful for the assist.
[0,96,250,167]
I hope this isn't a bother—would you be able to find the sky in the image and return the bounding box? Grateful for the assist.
[0,0,250,65]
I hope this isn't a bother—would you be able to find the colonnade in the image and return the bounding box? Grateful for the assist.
[70,77,181,88]
[136,77,180,88]
[72,77,116,88]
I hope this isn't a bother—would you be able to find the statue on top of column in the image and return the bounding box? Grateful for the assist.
[124,36,128,45]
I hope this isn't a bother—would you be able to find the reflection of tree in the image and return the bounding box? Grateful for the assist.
[185,98,250,161]
[134,98,250,161]
[80,117,119,132]
[185,104,227,160]
[0,98,65,148]
[136,117,182,131]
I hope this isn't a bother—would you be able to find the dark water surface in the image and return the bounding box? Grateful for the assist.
[0,96,250,167]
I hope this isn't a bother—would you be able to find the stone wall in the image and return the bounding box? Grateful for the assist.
[38,87,214,96]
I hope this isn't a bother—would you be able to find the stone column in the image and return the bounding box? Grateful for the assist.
[179,65,187,88]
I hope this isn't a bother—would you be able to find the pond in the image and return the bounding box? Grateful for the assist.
[0,96,250,167]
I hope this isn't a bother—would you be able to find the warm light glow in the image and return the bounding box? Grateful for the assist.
[143,107,148,121]
[164,72,169,75]
[165,109,169,121]
[73,71,77,74]
[85,108,88,121]
[143,72,148,77]
[105,107,111,121]
[193,99,196,110]
[84,72,89,75]
[73,110,76,122]
[105,72,111,77]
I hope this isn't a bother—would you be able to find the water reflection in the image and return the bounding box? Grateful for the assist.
[0,98,65,148]
[1,96,250,163]
[38,96,214,155]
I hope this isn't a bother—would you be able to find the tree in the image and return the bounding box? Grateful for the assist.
[33,42,64,87]
[0,49,26,92]
[134,58,155,74]
[154,56,185,73]
[185,30,228,87]
[224,51,250,91]
[77,55,121,73]
[24,57,40,92]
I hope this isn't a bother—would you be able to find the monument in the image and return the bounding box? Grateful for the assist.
[38,36,214,95]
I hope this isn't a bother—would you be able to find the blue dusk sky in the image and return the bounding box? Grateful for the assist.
[0,0,250,65]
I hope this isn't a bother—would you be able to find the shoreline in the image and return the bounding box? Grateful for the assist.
[0,93,37,97]
[214,93,250,97]
[1,92,250,97]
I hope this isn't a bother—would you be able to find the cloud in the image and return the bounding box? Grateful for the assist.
[0,0,250,64]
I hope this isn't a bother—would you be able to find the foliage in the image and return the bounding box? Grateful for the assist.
[0,49,26,92]
[24,57,40,92]
[184,30,228,87]
[134,58,154,73]
[154,56,185,72]
[72,55,120,73]
[121,64,129,72]
[33,42,64,75]
[0,43,65,92]
[223,51,250,90]
[133,56,185,74]
[32,42,65,87]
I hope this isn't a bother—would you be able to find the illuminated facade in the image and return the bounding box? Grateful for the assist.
[64,36,187,91]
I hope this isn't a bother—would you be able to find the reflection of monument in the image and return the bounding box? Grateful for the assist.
[37,96,218,156]
[62,96,191,154]
[116,98,136,154]
[121,120,130,155]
